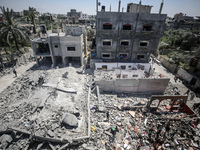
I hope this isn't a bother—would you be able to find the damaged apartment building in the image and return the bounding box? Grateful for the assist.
[31,25,87,67]
[91,1,169,94]
[92,0,166,64]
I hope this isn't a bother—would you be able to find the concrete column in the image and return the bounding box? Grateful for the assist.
[138,1,141,13]
[80,56,83,66]
[63,57,68,67]
[47,38,56,68]
[118,0,121,12]
[159,0,164,14]
[31,42,39,66]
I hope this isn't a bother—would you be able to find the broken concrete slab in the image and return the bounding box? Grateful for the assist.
[0,134,13,143]
[47,130,54,138]
[62,113,78,127]
[43,83,77,93]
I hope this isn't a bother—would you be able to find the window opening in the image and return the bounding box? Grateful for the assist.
[123,24,132,30]
[143,24,152,31]
[102,65,107,69]
[102,54,111,58]
[103,41,111,46]
[103,23,112,30]
[119,54,128,59]
[122,74,128,78]
[140,41,149,47]
[121,41,129,46]
[132,75,138,77]
[67,47,76,51]
[137,55,145,60]
[121,65,126,69]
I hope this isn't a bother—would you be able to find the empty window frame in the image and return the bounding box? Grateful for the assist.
[120,40,130,46]
[119,53,128,59]
[137,54,145,60]
[122,74,128,78]
[121,65,126,69]
[123,24,132,30]
[143,24,152,31]
[102,65,107,69]
[54,45,58,48]
[102,53,111,58]
[67,47,76,51]
[140,41,149,47]
[132,75,138,77]
[103,23,112,30]
[102,40,112,46]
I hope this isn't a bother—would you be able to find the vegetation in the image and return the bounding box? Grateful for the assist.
[25,7,39,34]
[158,28,200,70]
[160,28,199,50]
[0,6,29,53]
[87,28,96,41]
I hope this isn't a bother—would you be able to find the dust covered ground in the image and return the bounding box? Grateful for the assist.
[0,62,200,149]
[0,65,90,149]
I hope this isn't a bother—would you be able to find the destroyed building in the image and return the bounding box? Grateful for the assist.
[31,25,87,67]
[94,62,170,94]
[93,1,167,63]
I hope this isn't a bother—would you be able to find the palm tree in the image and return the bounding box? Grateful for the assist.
[0,6,29,52]
[26,7,39,34]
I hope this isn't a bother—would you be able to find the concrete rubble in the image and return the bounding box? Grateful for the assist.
[0,65,200,149]
[0,66,89,149]
[89,92,200,150]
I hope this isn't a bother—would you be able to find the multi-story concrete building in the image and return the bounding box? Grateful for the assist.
[95,1,167,63]
[82,14,88,19]
[31,25,87,67]
[67,9,82,24]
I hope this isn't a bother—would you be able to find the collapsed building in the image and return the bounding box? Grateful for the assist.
[94,62,170,94]
[31,25,87,67]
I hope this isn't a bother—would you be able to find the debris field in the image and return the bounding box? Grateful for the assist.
[0,65,200,150]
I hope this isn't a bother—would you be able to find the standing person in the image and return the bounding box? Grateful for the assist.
[106,111,109,121]
[13,69,17,77]
[184,89,190,95]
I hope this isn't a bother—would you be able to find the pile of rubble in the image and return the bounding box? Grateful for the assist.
[88,91,200,150]
[0,67,90,149]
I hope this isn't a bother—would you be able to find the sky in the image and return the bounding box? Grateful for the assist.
[1,0,200,18]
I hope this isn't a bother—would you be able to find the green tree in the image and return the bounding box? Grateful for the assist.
[0,6,29,52]
[26,7,39,34]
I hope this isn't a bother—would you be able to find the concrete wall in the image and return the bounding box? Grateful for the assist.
[50,36,62,56]
[96,11,167,63]
[95,63,117,70]
[177,68,200,90]
[95,78,170,94]
[59,35,83,58]
[159,55,178,73]
[177,68,193,83]
[115,69,145,79]
[95,62,151,72]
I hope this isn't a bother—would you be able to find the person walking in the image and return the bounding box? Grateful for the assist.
[13,69,17,77]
